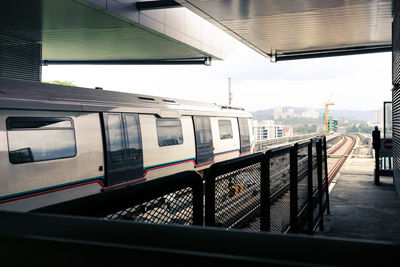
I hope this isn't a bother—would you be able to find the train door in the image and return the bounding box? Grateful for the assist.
[238,118,251,154]
[193,116,214,165]
[103,113,143,186]
[122,113,143,180]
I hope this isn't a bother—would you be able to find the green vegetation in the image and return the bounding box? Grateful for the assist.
[276,117,321,125]
[45,80,76,87]
[347,123,374,134]
[294,124,319,134]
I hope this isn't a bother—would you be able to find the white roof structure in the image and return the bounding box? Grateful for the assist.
[0,78,251,118]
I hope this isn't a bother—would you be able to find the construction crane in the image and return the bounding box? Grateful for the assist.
[324,93,335,132]
[312,64,336,132]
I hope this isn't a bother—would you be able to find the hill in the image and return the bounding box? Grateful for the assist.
[250,107,373,122]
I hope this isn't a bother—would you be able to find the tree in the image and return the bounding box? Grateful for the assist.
[45,80,76,87]
[294,124,319,134]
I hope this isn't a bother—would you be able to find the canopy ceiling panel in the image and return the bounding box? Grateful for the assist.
[0,0,234,63]
[177,0,393,60]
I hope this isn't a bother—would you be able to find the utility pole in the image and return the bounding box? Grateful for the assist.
[228,77,232,105]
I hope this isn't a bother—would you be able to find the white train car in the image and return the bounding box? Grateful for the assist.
[0,78,254,211]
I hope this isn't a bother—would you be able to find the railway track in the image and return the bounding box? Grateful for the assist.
[218,134,356,232]
[327,135,356,182]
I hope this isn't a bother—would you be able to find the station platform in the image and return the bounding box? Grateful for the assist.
[317,157,400,242]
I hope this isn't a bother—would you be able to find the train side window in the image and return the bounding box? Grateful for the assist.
[218,119,233,139]
[156,118,183,147]
[6,117,77,164]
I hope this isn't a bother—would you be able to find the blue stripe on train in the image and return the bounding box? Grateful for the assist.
[0,176,105,202]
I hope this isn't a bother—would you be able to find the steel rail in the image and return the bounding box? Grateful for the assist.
[327,135,356,182]
[327,135,346,155]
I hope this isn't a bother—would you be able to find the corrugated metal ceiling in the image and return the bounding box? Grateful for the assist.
[177,0,393,60]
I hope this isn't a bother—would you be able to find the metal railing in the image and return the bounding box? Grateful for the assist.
[35,137,330,235]
[372,127,393,185]
[254,133,326,152]
[204,136,329,234]
[204,153,267,229]
[34,171,204,226]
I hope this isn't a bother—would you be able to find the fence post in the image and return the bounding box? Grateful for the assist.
[372,127,381,186]
[261,151,270,232]
[192,175,205,226]
[307,140,314,234]
[316,139,324,231]
[205,169,216,226]
[323,136,331,215]
[290,143,299,233]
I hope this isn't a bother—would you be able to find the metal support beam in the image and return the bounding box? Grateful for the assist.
[136,0,180,11]
[42,57,211,66]
[274,45,391,62]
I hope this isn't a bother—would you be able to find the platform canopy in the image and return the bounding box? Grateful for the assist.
[177,0,393,61]
[0,0,235,64]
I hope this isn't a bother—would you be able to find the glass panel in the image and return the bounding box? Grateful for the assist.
[107,114,124,163]
[218,120,233,139]
[193,116,214,164]
[238,118,251,153]
[124,114,142,161]
[384,102,392,138]
[7,117,76,164]
[195,117,208,144]
[156,118,183,147]
[8,118,72,129]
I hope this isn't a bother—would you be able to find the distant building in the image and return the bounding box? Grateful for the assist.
[253,120,284,141]
[274,106,287,120]
[282,126,294,137]
[370,108,383,128]
[287,108,295,118]
[301,108,319,119]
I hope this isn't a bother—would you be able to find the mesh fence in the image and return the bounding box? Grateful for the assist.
[33,171,203,227]
[297,145,309,213]
[269,150,291,233]
[322,184,328,211]
[212,163,261,230]
[311,141,321,229]
[322,145,327,185]
[34,139,330,234]
[312,143,319,193]
[104,187,194,226]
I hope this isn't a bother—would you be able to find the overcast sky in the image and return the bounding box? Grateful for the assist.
[42,40,392,112]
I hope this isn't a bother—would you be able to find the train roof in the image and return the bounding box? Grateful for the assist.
[0,78,251,118]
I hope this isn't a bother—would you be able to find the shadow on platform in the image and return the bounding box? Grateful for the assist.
[318,157,400,242]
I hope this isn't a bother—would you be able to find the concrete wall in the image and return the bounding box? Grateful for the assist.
[86,0,235,60]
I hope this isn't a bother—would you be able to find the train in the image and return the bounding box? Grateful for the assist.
[0,77,254,211]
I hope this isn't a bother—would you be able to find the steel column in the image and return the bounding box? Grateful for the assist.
[260,151,270,232]
[289,143,299,233]
[307,141,314,234]
[316,139,324,231]
[323,136,330,215]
